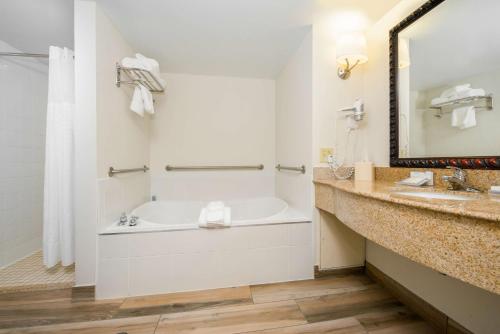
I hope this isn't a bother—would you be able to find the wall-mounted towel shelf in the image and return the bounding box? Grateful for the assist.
[275,164,306,174]
[165,164,264,171]
[115,63,164,93]
[108,165,149,177]
[429,95,492,112]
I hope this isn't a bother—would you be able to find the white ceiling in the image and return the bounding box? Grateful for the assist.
[402,0,500,90]
[0,0,74,54]
[97,0,401,78]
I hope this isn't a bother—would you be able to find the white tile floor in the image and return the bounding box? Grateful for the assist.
[0,251,74,293]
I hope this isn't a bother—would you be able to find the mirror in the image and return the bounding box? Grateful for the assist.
[390,0,500,169]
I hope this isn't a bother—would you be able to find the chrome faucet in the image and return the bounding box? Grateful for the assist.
[118,212,128,226]
[129,215,139,226]
[442,166,482,193]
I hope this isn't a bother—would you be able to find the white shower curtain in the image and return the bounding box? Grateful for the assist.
[43,46,75,268]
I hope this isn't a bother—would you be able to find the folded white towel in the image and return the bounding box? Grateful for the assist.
[452,106,476,129]
[199,207,231,228]
[431,96,450,106]
[130,86,145,116]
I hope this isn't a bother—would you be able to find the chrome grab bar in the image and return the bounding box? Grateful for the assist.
[275,164,306,174]
[108,165,149,177]
[165,164,264,171]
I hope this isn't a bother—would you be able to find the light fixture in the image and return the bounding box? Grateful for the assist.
[336,32,368,80]
[398,38,411,69]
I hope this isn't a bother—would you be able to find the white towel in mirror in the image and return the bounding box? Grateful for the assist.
[451,106,476,130]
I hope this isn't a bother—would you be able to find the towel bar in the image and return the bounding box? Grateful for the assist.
[275,164,306,174]
[108,165,149,177]
[165,164,264,171]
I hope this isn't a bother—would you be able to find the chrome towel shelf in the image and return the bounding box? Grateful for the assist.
[116,63,164,93]
[275,164,306,174]
[429,95,492,118]
[108,165,149,177]
[165,164,264,171]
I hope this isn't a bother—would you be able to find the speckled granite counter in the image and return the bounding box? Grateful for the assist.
[314,175,500,294]
[314,178,500,223]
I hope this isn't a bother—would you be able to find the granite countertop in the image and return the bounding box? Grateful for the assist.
[314,178,500,223]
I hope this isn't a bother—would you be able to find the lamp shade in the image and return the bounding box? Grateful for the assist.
[398,38,411,69]
[336,32,368,67]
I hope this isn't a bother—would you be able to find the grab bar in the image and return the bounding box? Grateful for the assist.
[108,165,149,177]
[165,164,264,171]
[275,164,306,174]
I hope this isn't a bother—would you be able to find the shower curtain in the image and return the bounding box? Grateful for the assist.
[43,46,75,268]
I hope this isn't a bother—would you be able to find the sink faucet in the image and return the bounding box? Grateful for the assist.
[442,166,482,193]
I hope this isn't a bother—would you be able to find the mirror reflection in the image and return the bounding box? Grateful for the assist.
[398,0,500,159]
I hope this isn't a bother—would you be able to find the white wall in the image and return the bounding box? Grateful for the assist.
[95,3,150,233]
[0,41,47,268]
[150,73,275,201]
[74,0,151,285]
[275,31,313,217]
[74,0,98,286]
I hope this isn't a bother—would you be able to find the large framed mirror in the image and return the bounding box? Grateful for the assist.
[389,0,500,169]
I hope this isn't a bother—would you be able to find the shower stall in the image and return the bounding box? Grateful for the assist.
[0,44,74,292]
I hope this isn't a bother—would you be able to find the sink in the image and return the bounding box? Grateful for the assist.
[392,191,473,201]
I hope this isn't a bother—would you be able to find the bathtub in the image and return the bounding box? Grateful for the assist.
[101,197,308,234]
[96,197,313,299]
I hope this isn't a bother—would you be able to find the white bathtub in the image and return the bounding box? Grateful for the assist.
[96,197,313,299]
[101,197,308,234]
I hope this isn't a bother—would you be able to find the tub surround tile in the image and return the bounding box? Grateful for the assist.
[96,223,314,299]
[313,170,500,294]
[96,259,129,300]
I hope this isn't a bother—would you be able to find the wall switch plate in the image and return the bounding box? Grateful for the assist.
[320,148,334,163]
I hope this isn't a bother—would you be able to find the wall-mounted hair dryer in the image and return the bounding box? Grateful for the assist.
[338,98,365,131]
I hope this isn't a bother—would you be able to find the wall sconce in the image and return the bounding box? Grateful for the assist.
[398,38,411,69]
[336,32,368,80]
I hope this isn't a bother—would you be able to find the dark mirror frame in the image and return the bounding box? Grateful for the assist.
[389,0,500,169]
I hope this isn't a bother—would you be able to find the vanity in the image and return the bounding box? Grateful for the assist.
[314,167,499,295]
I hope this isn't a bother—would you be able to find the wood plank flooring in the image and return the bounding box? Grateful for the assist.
[0,273,437,334]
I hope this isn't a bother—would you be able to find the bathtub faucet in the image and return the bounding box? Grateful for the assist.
[129,215,139,226]
[118,212,128,226]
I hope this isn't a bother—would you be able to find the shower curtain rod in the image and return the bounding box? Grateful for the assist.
[0,52,49,58]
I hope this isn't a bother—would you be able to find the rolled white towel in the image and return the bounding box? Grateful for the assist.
[135,53,166,88]
[456,88,485,99]
[441,84,471,98]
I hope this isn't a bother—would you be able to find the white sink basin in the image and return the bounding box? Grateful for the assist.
[392,191,473,201]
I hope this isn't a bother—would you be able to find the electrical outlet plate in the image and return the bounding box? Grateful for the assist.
[320,148,334,163]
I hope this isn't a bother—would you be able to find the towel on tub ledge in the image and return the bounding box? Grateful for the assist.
[199,201,231,228]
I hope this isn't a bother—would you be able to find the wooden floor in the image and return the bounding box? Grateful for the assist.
[0,272,437,334]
